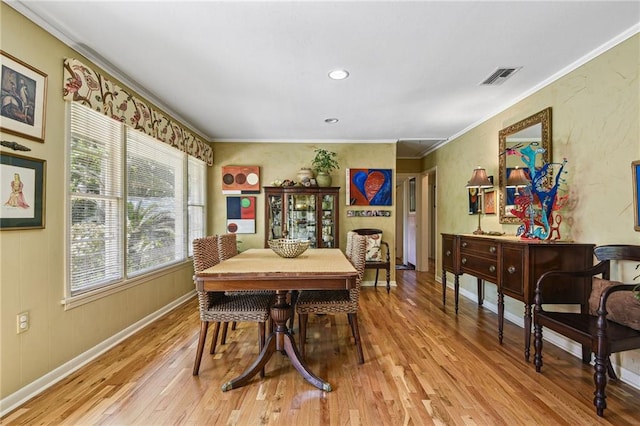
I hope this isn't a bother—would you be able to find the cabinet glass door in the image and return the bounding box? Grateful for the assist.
[287,194,317,246]
[267,193,283,240]
[320,193,336,247]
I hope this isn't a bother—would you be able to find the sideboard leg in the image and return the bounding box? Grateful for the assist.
[498,292,505,344]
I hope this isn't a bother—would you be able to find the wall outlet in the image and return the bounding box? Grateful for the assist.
[17,311,29,334]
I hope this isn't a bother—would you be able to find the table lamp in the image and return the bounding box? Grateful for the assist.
[466,166,494,235]
[506,166,530,195]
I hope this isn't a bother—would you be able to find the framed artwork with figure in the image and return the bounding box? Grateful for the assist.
[1,51,48,142]
[633,160,640,231]
[1,152,46,230]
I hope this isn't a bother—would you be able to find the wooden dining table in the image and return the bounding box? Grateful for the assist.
[194,248,358,392]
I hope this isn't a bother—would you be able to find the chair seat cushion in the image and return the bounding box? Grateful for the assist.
[199,292,273,322]
[296,290,357,314]
[589,278,640,331]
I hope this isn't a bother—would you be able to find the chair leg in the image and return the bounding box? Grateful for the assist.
[374,269,379,287]
[258,322,266,378]
[385,266,391,294]
[533,322,543,372]
[288,290,299,333]
[210,322,221,354]
[594,350,608,417]
[606,357,618,381]
[348,313,365,364]
[193,321,209,375]
[231,321,237,331]
[220,322,229,345]
[298,313,308,360]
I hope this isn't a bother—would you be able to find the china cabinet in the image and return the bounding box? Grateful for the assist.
[264,186,340,248]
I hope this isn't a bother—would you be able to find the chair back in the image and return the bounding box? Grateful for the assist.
[348,234,367,303]
[192,236,220,273]
[345,231,357,259]
[192,236,223,315]
[218,233,238,261]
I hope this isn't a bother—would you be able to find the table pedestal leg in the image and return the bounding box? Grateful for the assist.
[221,290,332,392]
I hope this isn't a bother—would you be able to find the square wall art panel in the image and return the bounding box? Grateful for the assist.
[226,196,256,234]
[222,165,260,194]
[346,168,392,206]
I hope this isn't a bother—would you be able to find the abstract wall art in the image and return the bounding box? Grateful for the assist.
[346,168,392,206]
[226,196,256,234]
[222,165,260,194]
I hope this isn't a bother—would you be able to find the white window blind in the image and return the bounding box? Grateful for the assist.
[188,156,206,257]
[69,103,124,294]
[67,103,206,300]
[126,128,185,276]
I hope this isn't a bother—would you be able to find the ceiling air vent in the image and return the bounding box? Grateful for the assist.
[480,67,522,86]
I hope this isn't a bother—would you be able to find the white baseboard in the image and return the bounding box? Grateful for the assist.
[0,291,196,417]
[455,285,640,392]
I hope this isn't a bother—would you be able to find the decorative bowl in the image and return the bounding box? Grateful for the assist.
[268,239,310,258]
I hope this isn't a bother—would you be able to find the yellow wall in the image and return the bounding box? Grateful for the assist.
[0,5,195,399]
[427,34,640,377]
[209,142,397,274]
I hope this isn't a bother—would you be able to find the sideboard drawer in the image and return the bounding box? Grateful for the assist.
[460,253,498,282]
[460,237,498,258]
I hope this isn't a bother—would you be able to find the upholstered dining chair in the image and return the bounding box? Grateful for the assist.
[352,228,391,293]
[218,233,276,340]
[191,235,273,376]
[295,233,367,364]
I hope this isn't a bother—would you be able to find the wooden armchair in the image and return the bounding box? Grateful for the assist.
[352,228,391,293]
[533,245,640,417]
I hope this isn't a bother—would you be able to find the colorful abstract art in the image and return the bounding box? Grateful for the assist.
[346,168,392,206]
[222,166,260,194]
[226,196,256,234]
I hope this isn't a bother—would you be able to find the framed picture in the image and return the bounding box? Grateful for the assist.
[221,165,260,194]
[346,168,393,206]
[408,177,416,213]
[633,160,640,231]
[1,51,48,142]
[484,188,496,214]
[468,187,479,214]
[1,152,46,230]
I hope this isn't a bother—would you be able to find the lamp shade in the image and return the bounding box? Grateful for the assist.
[506,167,530,187]
[466,166,493,188]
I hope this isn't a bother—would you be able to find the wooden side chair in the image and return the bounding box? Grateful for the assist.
[533,244,640,417]
[191,235,273,376]
[352,228,391,293]
[296,233,367,364]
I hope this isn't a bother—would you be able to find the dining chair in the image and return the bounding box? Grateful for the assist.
[218,233,276,340]
[295,233,367,364]
[352,228,391,293]
[192,235,274,376]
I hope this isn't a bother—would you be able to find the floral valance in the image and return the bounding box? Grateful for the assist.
[62,58,213,165]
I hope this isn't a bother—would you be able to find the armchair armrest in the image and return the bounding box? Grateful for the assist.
[533,260,610,311]
[380,240,390,263]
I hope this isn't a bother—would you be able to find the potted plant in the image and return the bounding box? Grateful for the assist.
[312,148,339,187]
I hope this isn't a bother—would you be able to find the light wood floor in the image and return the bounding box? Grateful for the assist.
[3,266,639,425]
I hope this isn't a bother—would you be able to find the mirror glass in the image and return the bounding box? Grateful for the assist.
[498,107,552,224]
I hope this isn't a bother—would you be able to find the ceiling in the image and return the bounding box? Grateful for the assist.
[9,1,640,158]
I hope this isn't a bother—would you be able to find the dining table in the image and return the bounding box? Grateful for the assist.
[194,248,358,392]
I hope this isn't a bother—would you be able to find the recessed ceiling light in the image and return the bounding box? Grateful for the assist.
[328,69,349,80]
[324,118,339,124]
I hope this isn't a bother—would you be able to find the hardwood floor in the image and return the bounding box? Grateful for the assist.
[3,266,639,425]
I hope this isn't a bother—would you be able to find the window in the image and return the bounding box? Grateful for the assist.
[67,103,206,298]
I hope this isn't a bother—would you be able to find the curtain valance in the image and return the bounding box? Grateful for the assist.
[62,58,213,165]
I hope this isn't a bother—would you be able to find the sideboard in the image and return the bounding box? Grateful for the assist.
[441,233,594,361]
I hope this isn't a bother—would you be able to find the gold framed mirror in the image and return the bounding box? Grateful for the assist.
[498,107,552,224]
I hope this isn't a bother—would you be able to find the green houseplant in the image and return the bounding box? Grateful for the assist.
[311,148,339,187]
